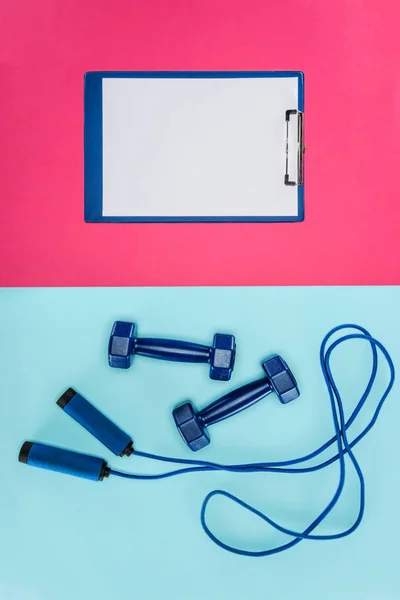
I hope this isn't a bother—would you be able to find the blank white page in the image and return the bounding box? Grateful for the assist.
[102,76,299,218]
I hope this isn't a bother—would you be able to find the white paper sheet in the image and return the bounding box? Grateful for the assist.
[102,76,299,218]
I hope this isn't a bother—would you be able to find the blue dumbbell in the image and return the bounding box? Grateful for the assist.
[173,355,299,451]
[108,321,236,381]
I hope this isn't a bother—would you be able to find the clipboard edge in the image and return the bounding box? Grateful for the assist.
[84,71,305,224]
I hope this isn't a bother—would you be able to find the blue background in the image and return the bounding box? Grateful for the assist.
[0,287,399,600]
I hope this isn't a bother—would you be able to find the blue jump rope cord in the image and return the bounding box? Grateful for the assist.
[110,324,396,557]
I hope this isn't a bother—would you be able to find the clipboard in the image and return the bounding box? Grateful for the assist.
[84,71,304,223]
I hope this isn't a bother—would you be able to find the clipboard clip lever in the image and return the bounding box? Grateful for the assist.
[285,109,304,186]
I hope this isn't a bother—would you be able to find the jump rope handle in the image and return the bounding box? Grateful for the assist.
[18,441,110,481]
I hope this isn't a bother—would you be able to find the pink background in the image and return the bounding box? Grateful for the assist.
[0,0,399,287]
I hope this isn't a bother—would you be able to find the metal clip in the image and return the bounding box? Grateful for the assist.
[285,109,304,186]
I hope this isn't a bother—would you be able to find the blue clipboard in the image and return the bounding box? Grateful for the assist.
[84,71,304,223]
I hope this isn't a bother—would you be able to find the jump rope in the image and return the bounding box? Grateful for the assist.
[20,324,396,557]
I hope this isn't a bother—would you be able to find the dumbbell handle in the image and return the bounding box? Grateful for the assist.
[198,377,272,427]
[134,338,210,363]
